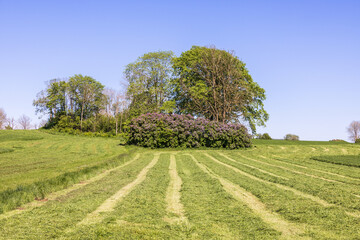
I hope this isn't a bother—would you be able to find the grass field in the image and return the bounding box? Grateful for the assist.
[311,155,360,167]
[1,132,360,239]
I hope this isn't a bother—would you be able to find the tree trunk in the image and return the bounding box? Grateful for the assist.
[80,102,84,131]
[120,112,123,133]
[115,116,118,135]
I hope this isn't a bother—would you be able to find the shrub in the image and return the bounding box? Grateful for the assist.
[329,139,347,143]
[355,139,360,144]
[127,113,252,149]
[284,134,299,141]
[257,133,272,140]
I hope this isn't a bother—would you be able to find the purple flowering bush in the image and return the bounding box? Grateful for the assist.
[127,113,252,149]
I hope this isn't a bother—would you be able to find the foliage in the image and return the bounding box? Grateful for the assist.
[284,134,299,141]
[127,113,252,149]
[329,139,347,142]
[257,133,272,140]
[68,74,105,128]
[172,46,268,133]
[33,75,105,129]
[125,51,175,118]
[355,138,360,144]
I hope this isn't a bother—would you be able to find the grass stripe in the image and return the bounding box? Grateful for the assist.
[187,154,306,239]
[206,152,360,220]
[177,154,279,239]
[0,153,141,221]
[77,153,160,226]
[0,154,151,239]
[237,153,342,184]
[206,153,332,207]
[267,155,360,182]
[164,154,188,224]
[217,152,289,180]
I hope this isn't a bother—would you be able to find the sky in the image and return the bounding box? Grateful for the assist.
[0,0,359,140]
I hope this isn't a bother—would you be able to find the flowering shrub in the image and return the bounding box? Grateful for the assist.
[127,113,252,149]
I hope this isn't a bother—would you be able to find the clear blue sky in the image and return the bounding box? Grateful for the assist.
[0,0,359,140]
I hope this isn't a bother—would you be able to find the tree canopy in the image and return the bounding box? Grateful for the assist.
[32,46,269,136]
[125,51,175,117]
[33,75,105,129]
[172,46,268,133]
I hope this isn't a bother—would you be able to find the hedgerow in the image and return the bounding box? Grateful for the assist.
[127,113,252,149]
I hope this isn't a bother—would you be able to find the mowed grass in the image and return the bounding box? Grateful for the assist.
[311,155,360,167]
[0,130,133,213]
[1,131,360,239]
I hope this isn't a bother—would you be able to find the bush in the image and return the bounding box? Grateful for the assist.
[329,139,347,143]
[284,134,299,141]
[257,133,272,140]
[355,139,360,144]
[127,113,252,149]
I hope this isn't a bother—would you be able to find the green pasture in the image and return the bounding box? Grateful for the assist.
[0,131,360,239]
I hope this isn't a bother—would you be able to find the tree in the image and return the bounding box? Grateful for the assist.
[6,117,16,129]
[68,75,104,130]
[102,88,128,135]
[347,121,360,142]
[257,133,272,140]
[0,108,6,129]
[34,75,105,130]
[284,134,299,141]
[18,115,31,130]
[33,79,68,119]
[172,46,268,133]
[125,51,175,117]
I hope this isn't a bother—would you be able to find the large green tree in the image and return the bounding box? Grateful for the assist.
[68,74,104,130]
[125,51,175,117]
[172,46,268,133]
[33,79,68,119]
[33,75,105,130]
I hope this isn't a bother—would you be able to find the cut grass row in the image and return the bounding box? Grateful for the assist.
[0,153,281,239]
[311,155,360,167]
[214,151,360,211]
[0,153,153,239]
[0,130,140,213]
[2,151,360,239]
[192,152,360,239]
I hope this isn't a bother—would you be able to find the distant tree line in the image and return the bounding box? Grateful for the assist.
[32,46,269,136]
[0,108,33,130]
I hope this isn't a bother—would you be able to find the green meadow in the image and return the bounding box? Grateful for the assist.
[1,131,360,239]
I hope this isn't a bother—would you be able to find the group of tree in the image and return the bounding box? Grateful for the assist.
[33,46,269,136]
[125,46,268,133]
[0,108,32,130]
[33,75,128,135]
[256,133,272,140]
